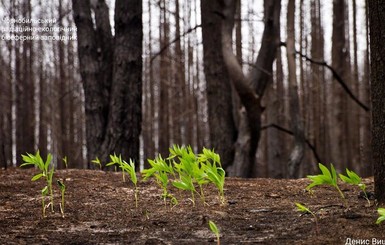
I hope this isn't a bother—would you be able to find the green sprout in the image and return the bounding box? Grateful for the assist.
[91,157,102,170]
[20,150,55,216]
[376,208,385,225]
[106,154,139,207]
[143,155,177,206]
[172,173,197,206]
[199,148,226,205]
[169,145,201,206]
[57,179,66,218]
[339,168,370,206]
[144,145,226,207]
[295,202,319,234]
[62,156,68,168]
[41,186,49,218]
[208,220,220,245]
[306,163,346,206]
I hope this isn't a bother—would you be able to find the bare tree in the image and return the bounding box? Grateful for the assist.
[220,0,281,177]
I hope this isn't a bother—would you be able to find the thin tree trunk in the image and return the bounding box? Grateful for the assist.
[287,0,305,178]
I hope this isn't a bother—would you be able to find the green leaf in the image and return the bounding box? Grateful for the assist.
[44,153,52,170]
[31,173,44,181]
[295,202,310,213]
[208,220,219,235]
[172,181,191,191]
[128,159,137,185]
[318,163,332,180]
[20,162,36,167]
[378,208,385,217]
[41,186,48,196]
[330,164,338,186]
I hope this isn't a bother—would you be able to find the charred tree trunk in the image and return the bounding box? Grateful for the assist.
[201,0,237,171]
[368,0,385,204]
[220,0,281,177]
[73,0,142,167]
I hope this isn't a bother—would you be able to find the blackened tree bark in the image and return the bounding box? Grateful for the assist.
[220,0,281,177]
[102,0,143,164]
[331,0,348,167]
[16,0,35,165]
[368,0,385,204]
[73,0,142,167]
[201,0,237,170]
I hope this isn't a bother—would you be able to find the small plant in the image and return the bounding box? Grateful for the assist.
[208,220,220,245]
[143,155,177,206]
[376,208,385,225]
[62,156,68,168]
[20,150,55,217]
[295,202,319,234]
[339,168,370,206]
[169,145,202,206]
[57,179,66,218]
[144,145,226,207]
[200,148,226,205]
[91,157,102,170]
[41,186,49,218]
[106,154,139,207]
[306,163,346,206]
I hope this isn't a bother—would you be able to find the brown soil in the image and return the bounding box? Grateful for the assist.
[0,167,383,244]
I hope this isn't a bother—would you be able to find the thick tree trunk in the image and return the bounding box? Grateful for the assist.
[368,0,385,204]
[102,0,143,165]
[201,0,237,171]
[72,0,111,164]
[73,0,142,167]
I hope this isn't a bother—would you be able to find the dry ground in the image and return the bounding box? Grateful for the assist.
[1,167,384,244]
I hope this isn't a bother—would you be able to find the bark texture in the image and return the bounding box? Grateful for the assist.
[368,0,385,204]
[73,0,142,166]
[201,0,237,171]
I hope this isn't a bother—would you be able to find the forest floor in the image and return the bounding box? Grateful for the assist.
[0,167,384,244]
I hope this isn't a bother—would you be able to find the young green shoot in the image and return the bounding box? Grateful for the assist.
[106,154,139,207]
[143,155,177,206]
[91,157,102,170]
[62,156,68,168]
[295,202,319,234]
[208,220,220,245]
[200,148,226,205]
[20,150,55,214]
[169,145,201,206]
[41,186,49,218]
[376,208,385,225]
[124,159,138,208]
[172,173,197,206]
[106,154,127,182]
[306,163,346,207]
[339,168,370,206]
[57,179,66,218]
